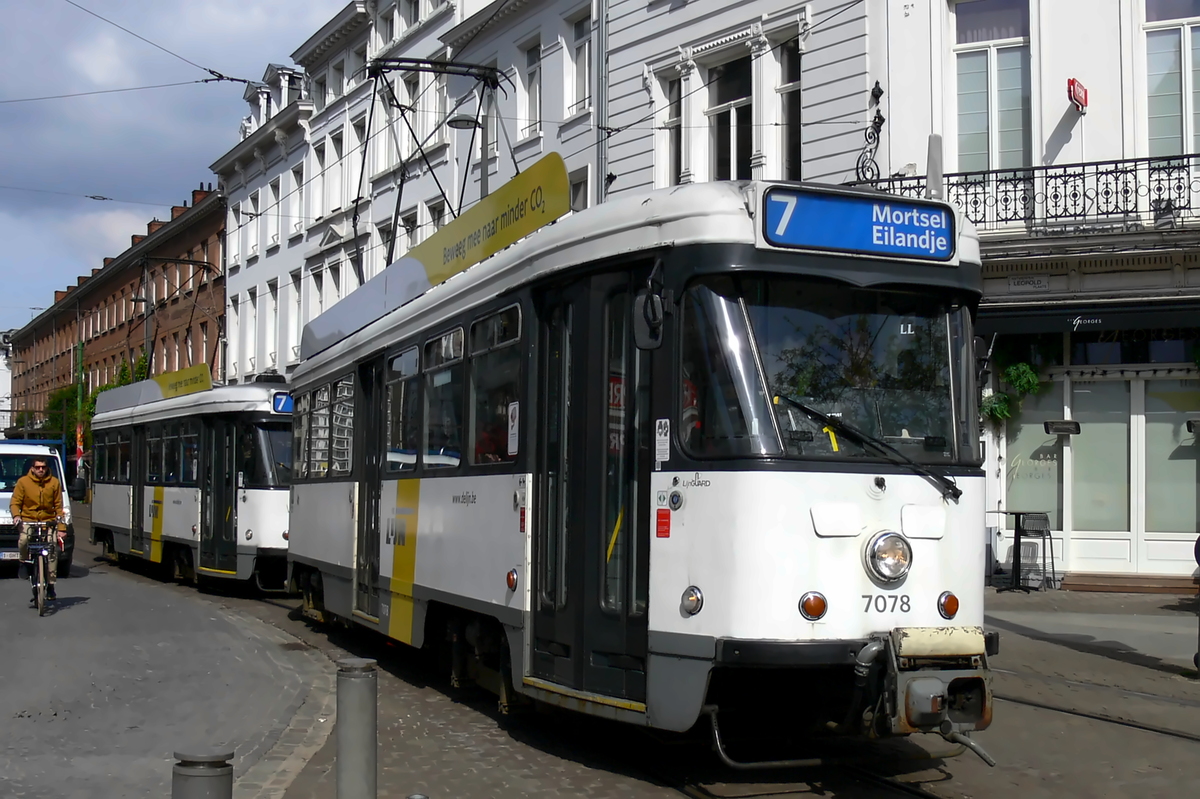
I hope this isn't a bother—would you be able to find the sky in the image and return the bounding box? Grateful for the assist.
[0,0,347,333]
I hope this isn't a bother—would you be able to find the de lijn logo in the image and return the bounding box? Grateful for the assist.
[764,189,955,261]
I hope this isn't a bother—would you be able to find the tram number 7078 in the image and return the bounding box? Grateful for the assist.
[862,595,911,613]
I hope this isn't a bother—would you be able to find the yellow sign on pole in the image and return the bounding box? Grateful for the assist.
[151,364,213,400]
[405,152,572,289]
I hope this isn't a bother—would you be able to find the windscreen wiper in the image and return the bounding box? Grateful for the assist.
[772,395,962,502]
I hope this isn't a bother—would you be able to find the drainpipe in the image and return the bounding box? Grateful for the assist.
[596,0,609,202]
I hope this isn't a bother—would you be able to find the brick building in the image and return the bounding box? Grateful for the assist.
[9,186,226,426]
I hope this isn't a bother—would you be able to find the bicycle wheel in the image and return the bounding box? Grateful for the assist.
[36,556,46,617]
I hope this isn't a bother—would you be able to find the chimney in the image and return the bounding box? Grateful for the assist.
[147,219,165,235]
[192,187,209,205]
[132,234,145,246]
[54,291,67,302]
[92,267,101,275]
[171,204,187,219]
[102,258,113,268]
[77,275,89,287]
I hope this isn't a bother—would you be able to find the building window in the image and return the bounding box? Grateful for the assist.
[1145,3,1200,156]
[570,15,591,114]
[230,204,242,261]
[523,42,542,137]
[428,201,445,233]
[954,0,1031,172]
[248,190,260,255]
[401,211,418,248]
[779,38,802,181]
[291,164,305,233]
[708,56,753,180]
[269,178,281,246]
[379,5,395,46]
[266,280,279,366]
[313,75,327,112]
[246,289,258,374]
[402,0,420,29]
[331,61,345,98]
[663,77,682,186]
[329,131,344,212]
[313,143,326,218]
[403,75,420,151]
[290,270,302,359]
[569,169,588,211]
[432,71,448,145]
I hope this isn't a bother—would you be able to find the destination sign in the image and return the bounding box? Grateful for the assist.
[763,188,955,261]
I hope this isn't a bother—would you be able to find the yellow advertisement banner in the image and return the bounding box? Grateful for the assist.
[407,152,571,287]
[151,363,213,400]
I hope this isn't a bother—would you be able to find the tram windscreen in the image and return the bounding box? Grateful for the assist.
[680,275,978,464]
[241,422,293,487]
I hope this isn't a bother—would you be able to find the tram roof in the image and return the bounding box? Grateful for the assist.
[294,180,980,388]
[93,381,288,428]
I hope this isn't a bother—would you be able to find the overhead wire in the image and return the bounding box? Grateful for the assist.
[60,0,249,83]
[0,184,173,207]
[0,79,221,105]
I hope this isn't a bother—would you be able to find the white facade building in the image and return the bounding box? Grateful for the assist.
[211,64,312,383]
[868,0,1200,585]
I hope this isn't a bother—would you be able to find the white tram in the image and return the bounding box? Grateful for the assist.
[289,179,996,762]
[91,376,293,589]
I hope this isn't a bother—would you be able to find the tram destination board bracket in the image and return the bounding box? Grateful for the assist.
[761,186,956,262]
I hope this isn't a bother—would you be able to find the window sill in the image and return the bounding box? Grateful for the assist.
[515,131,543,151]
[560,107,592,129]
[288,230,304,243]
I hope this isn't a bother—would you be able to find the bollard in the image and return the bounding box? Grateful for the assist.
[337,657,378,799]
[171,750,233,799]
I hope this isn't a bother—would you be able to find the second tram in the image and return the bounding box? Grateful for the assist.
[91,375,293,588]
[288,178,996,763]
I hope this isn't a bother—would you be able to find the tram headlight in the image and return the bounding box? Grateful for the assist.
[245,529,253,541]
[864,531,912,583]
[681,586,704,615]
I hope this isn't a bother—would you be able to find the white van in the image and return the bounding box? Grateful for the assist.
[0,442,76,577]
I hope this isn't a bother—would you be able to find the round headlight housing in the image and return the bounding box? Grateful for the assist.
[865,531,912,583]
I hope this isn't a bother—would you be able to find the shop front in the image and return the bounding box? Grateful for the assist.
[983,300,1200,585]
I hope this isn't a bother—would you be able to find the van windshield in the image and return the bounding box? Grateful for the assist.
[0,455,62,493]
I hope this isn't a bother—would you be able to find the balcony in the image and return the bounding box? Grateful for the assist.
[868,154,1200,238]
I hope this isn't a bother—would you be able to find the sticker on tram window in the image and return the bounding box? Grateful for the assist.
[655,418,670,466]
[862,595,911,613]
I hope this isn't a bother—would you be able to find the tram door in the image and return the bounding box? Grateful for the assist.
[129,426,147,555]
[532,272,652,701]
[354,360,385,619]
[199,418,238,573]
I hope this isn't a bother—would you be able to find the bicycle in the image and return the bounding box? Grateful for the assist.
[21,521,59,617]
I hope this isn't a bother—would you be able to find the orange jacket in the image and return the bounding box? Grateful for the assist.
[10,470,63,523]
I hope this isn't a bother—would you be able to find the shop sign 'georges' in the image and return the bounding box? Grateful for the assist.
[763,187,955,261]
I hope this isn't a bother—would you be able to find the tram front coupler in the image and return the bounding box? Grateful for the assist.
[876,626,996,766]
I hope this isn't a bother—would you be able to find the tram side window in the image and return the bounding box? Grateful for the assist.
[330,375,355,477]
[387,347,420,473]
[469,306,521,465]
[424,328,465,469]
[309,384,331,478]
[147,427,163,484]
[95,432,108,484]
[181,422,199,485]
[294,392,311,479]
[117,432,131,483]
[163,422,181,484]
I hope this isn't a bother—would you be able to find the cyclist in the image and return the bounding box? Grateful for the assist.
[11,457,65,604]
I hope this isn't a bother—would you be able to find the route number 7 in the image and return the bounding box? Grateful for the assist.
[770,195,798,237]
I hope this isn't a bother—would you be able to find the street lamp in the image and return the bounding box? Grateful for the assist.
[448,104,490,202]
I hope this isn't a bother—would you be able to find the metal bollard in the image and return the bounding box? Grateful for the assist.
[171,750,233,799]
[337,657,378,799]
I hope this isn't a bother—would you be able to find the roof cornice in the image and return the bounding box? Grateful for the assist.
[210,100,313,175]
[292,1,369,69]
[441,0,535,52]
[11,191,224,344]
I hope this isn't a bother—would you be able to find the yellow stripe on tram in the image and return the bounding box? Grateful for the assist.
[149,486,165,564]
[388,479,420,645]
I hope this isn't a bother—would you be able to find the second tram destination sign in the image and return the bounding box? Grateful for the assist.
[763,187,955,261]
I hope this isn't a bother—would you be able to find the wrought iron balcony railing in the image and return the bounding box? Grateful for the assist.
[866,154,1200,235]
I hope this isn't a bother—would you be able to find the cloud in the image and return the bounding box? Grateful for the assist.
[67,32,139,88]
[0,0,348,331]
